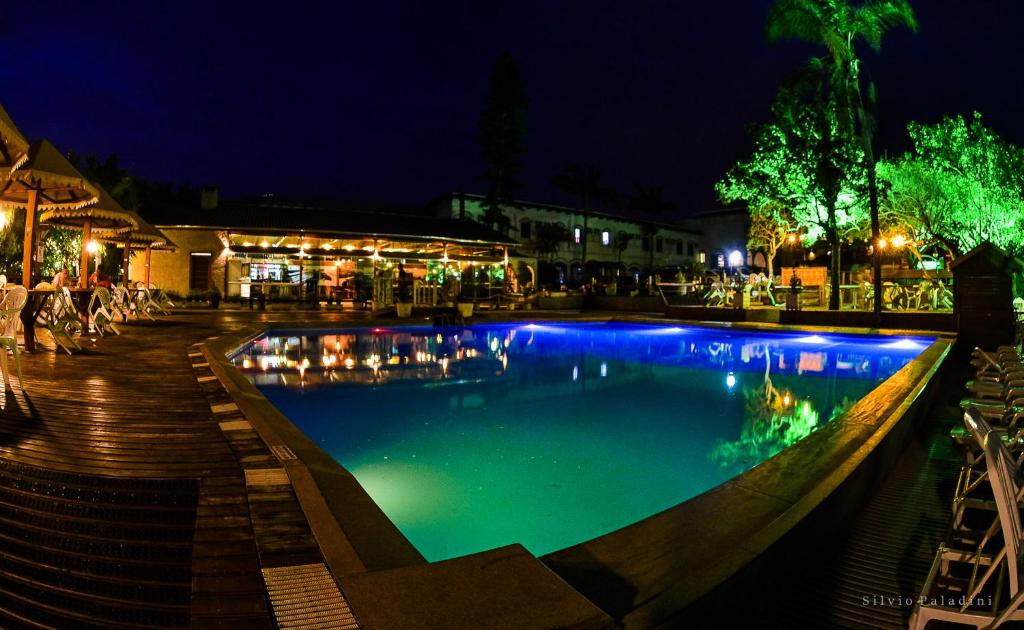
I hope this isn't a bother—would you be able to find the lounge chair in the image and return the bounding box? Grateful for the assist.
[950,409,1024,547]
[88,287,120,336]
[0,286,27,391]
[911,409,1024,629]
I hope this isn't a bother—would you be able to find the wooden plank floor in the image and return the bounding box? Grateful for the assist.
[0,310,369,629]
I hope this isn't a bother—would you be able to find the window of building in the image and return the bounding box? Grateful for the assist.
[573,226,582,244]
[687,242,696,257]
[520,219,532,240]
[699,251,706,264]
[675,241,682,255]
[655,237,663,253]
[189,252,213,291]
[601,230,610,246]
[642,236,651,252]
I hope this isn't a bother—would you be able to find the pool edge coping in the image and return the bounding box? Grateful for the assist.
[202,315,953,626]
[541,329,953,627]
[200,326,427,578]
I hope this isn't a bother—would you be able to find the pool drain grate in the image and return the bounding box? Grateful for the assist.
[262,563,359,629]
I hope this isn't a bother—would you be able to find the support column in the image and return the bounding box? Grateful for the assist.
[144,246,152,286]
[79,219,92,288]
[122,237,132,286]
[21,190,37,287]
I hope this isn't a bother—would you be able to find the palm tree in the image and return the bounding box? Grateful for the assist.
[629,184,677,275]
[767,0,916,315]
[552,164,614,274]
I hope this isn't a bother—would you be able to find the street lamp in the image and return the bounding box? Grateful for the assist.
[892,234,906,249]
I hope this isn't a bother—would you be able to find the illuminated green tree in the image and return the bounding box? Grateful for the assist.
[41,228,81,276]
[747,202,797,282]
[767,0,917,314]
[0,208,24,277]
[878,113,1024,256]
[717,71,868,308]
[478,52,528,232]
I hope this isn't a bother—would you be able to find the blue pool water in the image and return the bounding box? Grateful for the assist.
[231,322,932,561]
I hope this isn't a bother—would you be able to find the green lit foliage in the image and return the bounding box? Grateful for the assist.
[767,0,916,311]
[717,69,868,305]
[878,113,1024,256]
[41,227,81,276]
[0,208,24,278]
[478,52,528,231]
[747,202,797,281]
[709,394,820,469]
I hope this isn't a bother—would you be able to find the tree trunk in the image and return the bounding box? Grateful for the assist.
[647,228,656,276]
[864,133,882,317]
[850,67,883,319]
[581,192,589,284]
[827,202,841,311]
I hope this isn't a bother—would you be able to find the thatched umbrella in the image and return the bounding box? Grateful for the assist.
[93,211,176,286]
[0,140,99,286]
[40,185,138,287]
[0,104,29,181]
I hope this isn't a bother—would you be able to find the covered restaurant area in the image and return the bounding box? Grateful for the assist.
[227,232,512,306]
[144,200,519,308]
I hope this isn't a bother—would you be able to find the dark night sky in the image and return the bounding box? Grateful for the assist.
[3,1,1023,217]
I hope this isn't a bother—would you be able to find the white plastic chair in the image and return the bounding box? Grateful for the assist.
[0,286,27,390]
[136,282,167,316]
[150,283,176,311]
[36,286,81,354]
[88,287,120,336]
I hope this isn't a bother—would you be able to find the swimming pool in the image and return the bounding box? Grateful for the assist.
[231,322,933,562]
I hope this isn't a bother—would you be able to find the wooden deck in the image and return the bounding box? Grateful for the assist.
[0,309,372,628]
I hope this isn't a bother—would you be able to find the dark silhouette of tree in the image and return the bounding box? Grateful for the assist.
[767,0,916,315]
[629,184,676,274]
[533,222,569,263]
[552,164,615,271]
[477,52,528,232]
